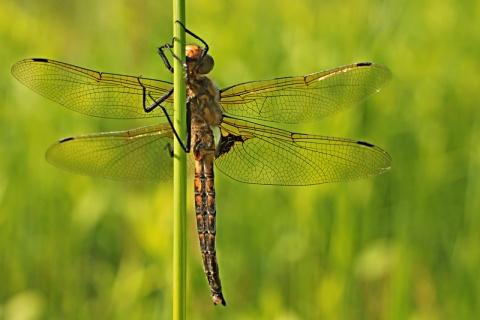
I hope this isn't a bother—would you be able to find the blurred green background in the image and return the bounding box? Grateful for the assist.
[1,0,479,319]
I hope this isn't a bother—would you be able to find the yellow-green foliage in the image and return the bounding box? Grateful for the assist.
[1,0,478,319]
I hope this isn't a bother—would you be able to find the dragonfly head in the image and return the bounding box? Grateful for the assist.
[185,44,214,75]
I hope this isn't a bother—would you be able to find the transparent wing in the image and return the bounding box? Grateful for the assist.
[215,116,391,186]
[220,62,391,123]
[12,58,173,119]
[46,123,194,183]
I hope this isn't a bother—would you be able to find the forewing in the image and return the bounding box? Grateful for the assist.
[12,58,174,119]
[215,117,391,186]
[220,62,391,123]
[46,123,194,183]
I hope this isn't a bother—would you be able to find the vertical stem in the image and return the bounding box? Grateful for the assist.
[173,1,186,319]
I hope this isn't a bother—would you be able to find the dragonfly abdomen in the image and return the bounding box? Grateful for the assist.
[193,123,226,306]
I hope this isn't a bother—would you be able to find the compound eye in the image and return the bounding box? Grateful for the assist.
[197,54,214,74]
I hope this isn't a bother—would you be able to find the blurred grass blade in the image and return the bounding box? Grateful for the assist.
[172,0,187,319]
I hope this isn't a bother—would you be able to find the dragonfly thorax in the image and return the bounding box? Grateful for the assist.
[186,45,214,75]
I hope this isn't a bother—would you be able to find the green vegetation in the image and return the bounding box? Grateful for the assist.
[172,3,187,319]
[1,0,479,319]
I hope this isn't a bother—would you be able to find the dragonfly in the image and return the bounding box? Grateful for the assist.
[12,24,391,306]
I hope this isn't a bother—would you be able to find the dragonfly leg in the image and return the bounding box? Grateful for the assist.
[161,105,189,153]
[161,21,211,75]
[158,41,188,74]
[137,77,174,113]
[136,78,189,152]
[144,23,205,154]
[175,20,210,69]
[175,21,210,62]
[162,102,191,157]
[186,101,192,152]
[160,102,192,154]
[164,143,174,157]
[158,44,175,73]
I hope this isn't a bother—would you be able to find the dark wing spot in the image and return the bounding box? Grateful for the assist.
[357,140,374,147]
[59,137,74,143]
[356,62,373,67]
[32,58,49,62]
[215,133,245,158]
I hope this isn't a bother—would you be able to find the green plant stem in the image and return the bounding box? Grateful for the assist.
[172,1,186,319]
